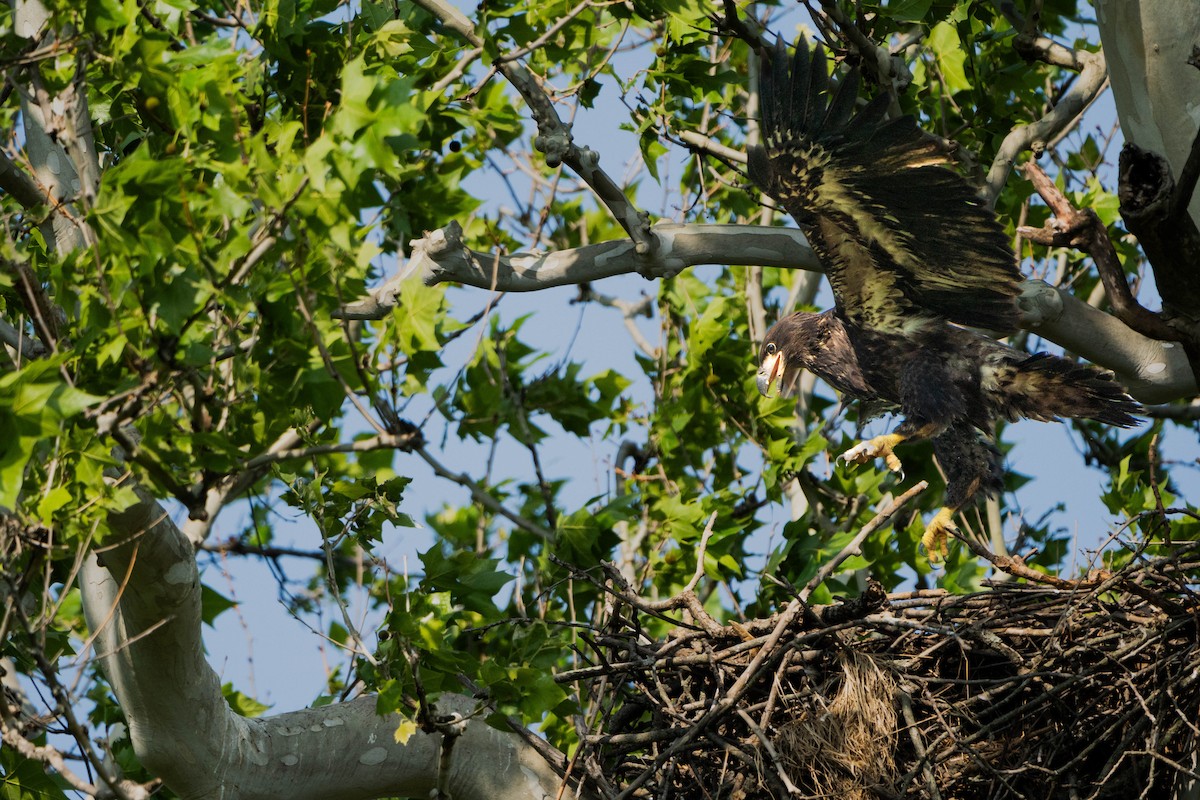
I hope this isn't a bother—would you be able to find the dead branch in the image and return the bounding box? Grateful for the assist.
[1017,160,1182,345]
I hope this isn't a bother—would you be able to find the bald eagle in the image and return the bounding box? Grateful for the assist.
[748,38,1141,560]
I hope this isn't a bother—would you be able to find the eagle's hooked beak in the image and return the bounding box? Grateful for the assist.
[757,351,783,397]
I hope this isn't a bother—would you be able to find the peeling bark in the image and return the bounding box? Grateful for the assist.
[1097,0,1200,228]
[80,489,576,800]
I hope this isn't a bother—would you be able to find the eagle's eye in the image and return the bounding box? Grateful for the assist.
[765,342,776,356]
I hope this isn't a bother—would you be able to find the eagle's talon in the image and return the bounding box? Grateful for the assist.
[838,434,906,475]
[922,507,958,563]
[883,452,904,478]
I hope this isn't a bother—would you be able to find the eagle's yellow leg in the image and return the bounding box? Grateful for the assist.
[922,507,959,563]
[839,433,905,474]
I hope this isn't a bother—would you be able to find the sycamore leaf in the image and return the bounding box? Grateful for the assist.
[393,718,418,745]
[929,22,972,93]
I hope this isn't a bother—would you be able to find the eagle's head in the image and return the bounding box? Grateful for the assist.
[756,309,870,399]
[756,310,828,397]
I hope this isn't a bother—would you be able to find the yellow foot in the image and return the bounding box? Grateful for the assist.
[922,507,959,563]
[839,433,905,476]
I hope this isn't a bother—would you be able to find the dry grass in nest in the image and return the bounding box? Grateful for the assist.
[776,650,898,799]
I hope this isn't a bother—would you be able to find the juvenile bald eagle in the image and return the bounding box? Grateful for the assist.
[748,38,1141,560]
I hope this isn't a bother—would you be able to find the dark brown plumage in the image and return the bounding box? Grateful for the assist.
[750,38,1142,560]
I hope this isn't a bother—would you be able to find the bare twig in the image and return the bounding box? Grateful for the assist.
[574,285,658,358]
[409,0,654,256]
[801,481,928,601]
[816,0,913,94]
[415,445,554,540]
[736,708,801,795]
[898,690,942,800]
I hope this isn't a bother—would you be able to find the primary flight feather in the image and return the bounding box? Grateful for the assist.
[749,37,1141,560]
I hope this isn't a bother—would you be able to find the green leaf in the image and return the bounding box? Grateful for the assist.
[36,486,72,524]
[886,0,934,23]
[687,296,730,365]
[1,743,71,800]
[222,683,270,717]
[201,584,237,627]
[419,547,513,614]
[640,131,668,181]
[929,21,972,93]
[394,281,445,354]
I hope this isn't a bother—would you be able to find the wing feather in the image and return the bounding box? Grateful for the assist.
[749,37,1021,333]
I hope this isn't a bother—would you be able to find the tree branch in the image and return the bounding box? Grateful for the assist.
[1017,160,1183,344]
[0,313,47,361]
[572,285,658,358]
[411,0,654,256]
[347,218,1195,400]
[337,222,820,320]
[815,0,913,94]
[1142,399,1200,421]
[1096,0,1200,227]
[1,257,65,353]
[16,0,98,252]
[984,39,1106,205]
[415,444,555,541]
[1169,93,1200,221]
[675,129,747,166]
[80,485,575,800]
[1117,143,1200,361]
[1017,280,1196,403]
[0,148,45,210]
[801,481,928,602]
[0,722,132,798]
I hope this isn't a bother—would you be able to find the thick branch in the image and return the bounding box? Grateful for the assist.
[16,0,99,252]
[1017,280,1196,403]
[80,487,574,800]
[1097,0,1200,227]
[0,313,48,360]
[1117,144,1200,360]
[0,148,45,210]
[337,222,819,320]
[347,221,1195,400]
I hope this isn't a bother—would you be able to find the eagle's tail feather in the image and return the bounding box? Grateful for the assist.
[1007,353,1142,428]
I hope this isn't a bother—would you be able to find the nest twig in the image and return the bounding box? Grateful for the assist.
[558,540,1200,800]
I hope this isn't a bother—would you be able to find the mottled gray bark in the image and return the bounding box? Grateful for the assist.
[1097,0,1200,227]
[81,488,573,800]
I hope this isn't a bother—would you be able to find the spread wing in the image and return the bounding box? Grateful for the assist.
[747,37,1021,333]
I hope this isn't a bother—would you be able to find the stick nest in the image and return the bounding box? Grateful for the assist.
[561,548,1200,799]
